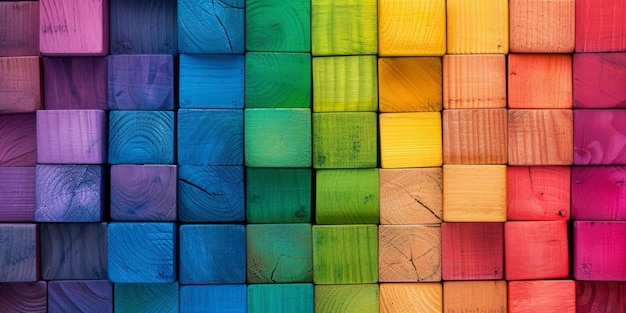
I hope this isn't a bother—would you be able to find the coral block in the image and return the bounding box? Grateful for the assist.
[246,0,310,52]
[443,281,507,313]
[378,57,442,112]
[446,0,508,54]
[246,168,311,223]
[315,285,379,313]
[509,0,575,53]
[0,56,41,114]
[379,225,441,282]
[575,0,626,52]
[574,53,626,109]
[442,109,507,164]
[507,166,571,220]
[0,282,47,312]
[43,57,107,110]
[48,280,112,313]
[380,112,443,168]
[180,285,246,313]
[108,111,175,164]
[380,283,442,313]
[443,55,506,109]
[0,224,38,282]
[0,114,36,166]
[0,167,35,222]
[572,166,626,220]
[0,1,39,56]
[379,168,442,225]
[248,284,314,313]
[316,169,379,225]
[574,221,626,281]
[576,281,626,313]
[179,54,244,109]
[508,54,572,109]
[508,280,575,313]
[178,0,244,54]
[115,283,179,313]
[574,109,626,165]
[443,165,506,222]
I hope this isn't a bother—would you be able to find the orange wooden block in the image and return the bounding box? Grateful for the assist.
[508,54,572,109]
[0,56,42,114]
[379,225,441,282]
[443,281,507,313]
[446,0,508,54]
[508,109,573,165]
[509,280,576,313]
[380,283,442,313]
[379,168,442,225]
[507,166,570,221]
[509,0,575,53]
[443,109,507,164]
[443,55,506,109]
[378,57,442,112]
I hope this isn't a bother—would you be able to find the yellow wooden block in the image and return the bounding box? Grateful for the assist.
[380,283,442,313]
[447,0,509,54]
[379,57,442,113]
[443,165,506,222]
[380,112,442,168]
[378,0,446,56]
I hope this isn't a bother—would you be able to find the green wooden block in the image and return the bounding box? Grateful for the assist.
[245,108,312,167]
[313,225,378,284]
[246,168,311,223]
[248,284,314,313]
[313,56,378,112]
[245,52,311,108]
[311,0,377,56]
[315,285,379,313]
[114,283,179,313]
[246,0,310,52]
[316,169,379,224]
[247,224,312,283]
[313,112,377,168]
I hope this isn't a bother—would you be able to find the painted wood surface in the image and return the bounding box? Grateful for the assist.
[379,168,442,225]
[248,284,313,313]
[379,225,441,282]
[43,57,107,110]
[574,52,626,109]
[314,284,379,313]
[114,283,179,313]
[47,280,112,313]
[442,109,507,164]
[0,114,36,166]
[315,169,379,224]
[507,166,571,221]
[574,221,626,281]
[443,54,506,109]
[246,0,310,52]
[178,0,244,54]
[380,112,442,168]
[0,281,47,312]
[0,167,35,222]
[378,57,442,112]
[179,54,244,109]
[0,56,41,114]
[443,281,507,313]
[0,1,39,56]
[575,0,626,52]
[380,283,441,313]
[572,166,626,220]
[508,54,572,109]
[508,280,575,313]
[180,285,246,313]
[574,109,626,165]
[246,168,311,223]
[509,0,575,52]
[441,222,503,280]
[108,111,174,164]
[0,224,38,282]
[576,281,626,313]
[446,0,508,54]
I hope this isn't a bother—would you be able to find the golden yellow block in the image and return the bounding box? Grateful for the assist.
[379,57,442,113]
[379,112,442,168]
[447,0,509,54]
[380,283,443,313]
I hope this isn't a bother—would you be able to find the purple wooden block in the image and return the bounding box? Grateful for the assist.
[0,167,35,222]
[0,281,47,312]
[572,166,626,220]
[0,2,40,57]
[576,281,626,312]
[108,55,174,110]
[0,224,38,282]
[574,109,626,165]
[0,114,36,166]
[43,57,107,110]
[36,110,106,164]
[35,165,104,222]
[48,280,112,313]
[574,221,626,281]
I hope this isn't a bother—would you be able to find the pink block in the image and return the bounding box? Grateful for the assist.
[574,110,626,165]
[0,114,36,166]
[0,1,40,56]
[572,166,626,220]
[576,281,626,312]
[574,53,626,108]
[0,56,42,114]
[574,221,626,281]
[0,167,35,222]
[575,0,626,52]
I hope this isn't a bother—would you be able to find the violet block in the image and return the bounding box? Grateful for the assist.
[0,114,36,166]
[0,224,38,282]
[574,221,626,281]
[572,166,626,220]
[0,281,47,312]
[574,109,626,165]
[48,280,112,313]
[43,57,107,110]
[0,167,35,222]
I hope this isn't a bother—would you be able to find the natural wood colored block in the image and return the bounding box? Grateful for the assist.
[572,166,626,220]
[48,280,112,312]
[575,0,626,52]
[248,284,314,313]
[380,112,442,168]
[44,57,107,110]
[315,284,379,313]
[0,56,41,114]
[378,0,446,56]
[574,110,626,165]
[180,285,246,313]
[0,114,36,166]
[509,0,575,52]
[576,281,626,313]
[109,111,175,164]
[0,1,39,56]
[379,168,442,225]
[178,0,244,54]
[246,0,310,52]
[508,54,572,109]
[379,57,442,112]
[443,109,507,164]
[115,283,179,313]
[574,53,626,109]
[509,280,575,313]
[0,282,47,312]
[574,221,626,281]
[0,224,38,282]
[179,54,244,109]
[0,167,35,222]
[379,225,441,282]
[443,55,506,109]
[508,109,573,165]
[246,168,311,223]
[507,166,570,221]
[380,283,442,313]
[316,169,379,225]
[443,281,507,313]
[446,0,508,54]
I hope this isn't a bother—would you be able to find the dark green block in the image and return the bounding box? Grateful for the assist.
[246,0,310,52]
[246,168,311,223]
[248,284,314,313]
[315,284,379,313]
[114,283,179,313]
[313,112,377,168]
[316,169,379,224]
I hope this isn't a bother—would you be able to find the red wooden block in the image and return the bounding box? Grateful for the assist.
[572,166,626,220]
[0,2,39,56]
[0,114,36,166]
[0,167,35,222]
[576,281,626,312]
[574,221,626,281]
[0,56,41,114]
[508,54,572,109]
[509,280,575,313]
[505,221,569,280]
[574,109,626,165]
[507,166,570,221]
[575,0,626,52]
[43,57,107,110]
[441,222,503,280]
[574,53,626,109]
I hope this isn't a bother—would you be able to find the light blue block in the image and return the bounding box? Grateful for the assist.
[114,283,179,313]
[248,284,314,313]
[108,111,175,164]
[180,285,246,313]
[179,54,244,108]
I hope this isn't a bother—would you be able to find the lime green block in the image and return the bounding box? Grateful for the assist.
[245,53,311,108]
[313,56,378,112]
[311,0,377,56]
[313,225,378,284]
[246,0,310,52]
[246,168,311,223]
[248,284,314,313]
[315,285,379,313]
[313,112,377,168]
[245,109,311,167]
[316,169,379,224]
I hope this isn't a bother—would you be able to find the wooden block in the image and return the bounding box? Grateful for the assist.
[572,166,626,220]
[313,112,377,168]
[178,109,243,166]
[246,0,310,52]
[0,224,37,282]
[248,284,314,313]
[443,55,506,109]
[574,109,626,165]
[0,2,39,56]
[313,225,378,284]
[443,281,507,313]
[576,281,626,312]
[245,52,311,108]
[316,169,379,224]
[179,54,244,109]
[379,225,441,282]
[40,0,108,55]
[0,282,47,312]
[246,168,311,223]
[35,165,104,222]
[108,111,175,164]
[379,57,442,112]
[508,109,573,165]
[48,280,112,312]
[180,224,246,284]
[315,284,379,313]
[178,0,244,54]
[108,55,174,110]
[311,0,377,56]
[575,0,626,52]
[109,0,177,54]
[115,283,179,313]
[0,114,36,166]
[509,0,575,52]
[178,165,244,222]
[380,283,442,313]
[508,54,572,109]
[43,57,107,110]
[505,221,569,280]
[0,167,35,222]
[441,222,503,280]
[442,109,507,164]
[574,53,626,109]
[0,56,41,114]
[446,0,508,54]
[380,112,443,168]
[180,285,247,312]
[507,166,571,221]
[380,168,442,224]
[508,280,575,313]
[574,221,626,281]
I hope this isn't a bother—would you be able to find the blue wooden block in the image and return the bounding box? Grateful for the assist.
[48,280,112,313]
[180,285,247,313]
[109,111,175,164]
[40,223,107,280]
[0,224,37,282]
[115,282,179,313]
[0,281,47,312]
[108,55,174,110]
[178,0,244,54]
[178,109,243,165]
[35,165,104,222]
[179,54,244,108]
[178,165,245,222]
[108,222,176,283]
[248,284,314,313]
[0,167,35,222]
[179,224,246,284]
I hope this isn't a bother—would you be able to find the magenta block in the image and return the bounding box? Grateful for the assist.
[48,280,112,313]
[0,114,36,166]
[0,281,47,312]
[0,56,42,114]
[576,281,626,312]
[574,53,626,108]
[0,2,40,57]
[574,221,626,281]
[572,166,626,220]
[36,110,106,164]
[574,109,626,165]
[0,167,35,222]
[0,224,38,282]
[43,57,107,110]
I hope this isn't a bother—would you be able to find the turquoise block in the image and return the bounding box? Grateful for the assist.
[246,168,311,223]
[179,54,244,108]
[178,0,244,54]
[248,284,314,313]
[180,285,246,313]
[108,111,174,164]
[114,283,179,313]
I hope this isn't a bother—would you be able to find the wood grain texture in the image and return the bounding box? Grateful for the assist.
[379,57,442,112]
[576,281,626,313]
[443,109,507,164]
[108,111,174,164]
[179,54,244,109]
[505,221,569,280]
[443,281,507,313]
[178,0,244,54]
[574,221,626,281]
[248,283,314,313]
[508,109,573,165]
[0,56,41,114]
[446,0,508,54]
[508,54,572,109]
[315,284,379,313]
[246,168,311,223]
[379,225,441,282]
[246,0,310,52]
[572,166,626,220]
[575,0,626,52]
[508,280,575,313]
[441,222,503,280]
[114,283,179,313]
[0,167,35,222]
[180,285,246,313]
[43,57,107,110]
[35,165,103,222]
[0,281,47,313]
[443,54,506,109]
[0,114,36,166]
[0,224,37,282]
[507,166,571,221]
[380,112,442,168]
[0,1,39,56]
[380,168,442,225]
[509,0,575,52]
[48,280,112,313]
[380,283,441,313]
[107,222,176,283]
[574,52,626,109]
[574,109,626,165]
[315,169,379,225]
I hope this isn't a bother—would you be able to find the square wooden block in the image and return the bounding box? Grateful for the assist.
[179,54,244,109]
[509,280,575,313]
[443,165,506,222]
[0,223,38,282]
[0,1,39,56]
[109,111,175,164]
[0,282,46,312]
[313,56,377,112]
[245,0,310,52]
[178,0,244,53]
[0,56,41,114]
[574,53,626,109]
[246,168,311,223]
[0,114,36,166]
[443,109,507,164]
[574,109,626,165]
[507,166,571,220]
[48,280,112,312]
[443,281,507,313]
[379,57,442,112]
[248,284,313,313]
[180,285,246,313]
[446,0,508,54]
[0,167,35,222]
[576,281,626,312]
[313,112,377,168]
[572,166,626,220]
[115,283,179,313]
[508,54,572,109]
[380,112,442,168]
[380,283,442,313]
[443,55,506,109]
[315,284,379,313]
[379,168,442,224]
[379,225,441,282]
[574,221,626,281]
[316,169,379,225]
[44,57,107,110]
[509,0,575,52]
[575,0,626,52]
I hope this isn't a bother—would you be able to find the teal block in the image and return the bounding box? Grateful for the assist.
[248,284,314,313]
[108,111,174,164]
[178,0,244,53]
[246,168,311,223]
[180,285,246,313]
[246,0,311,52]
[179,54,244,109]
[316,169,379,224]
[114,283,179,313]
